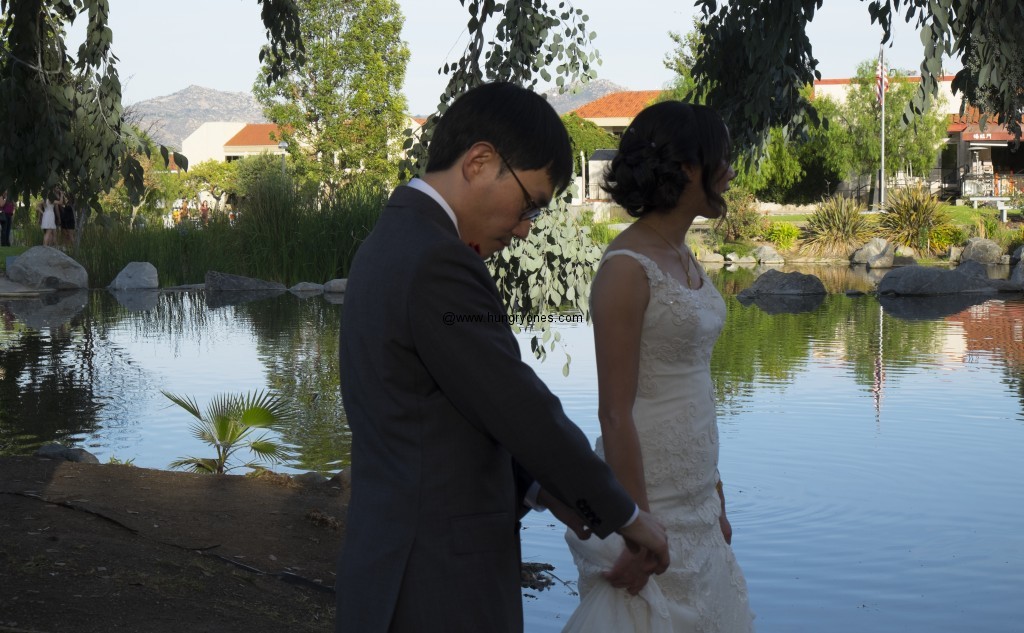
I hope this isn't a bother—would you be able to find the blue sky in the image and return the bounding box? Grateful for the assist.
[83,1,959,114]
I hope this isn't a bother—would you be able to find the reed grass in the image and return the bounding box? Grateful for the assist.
[70,178,386,288]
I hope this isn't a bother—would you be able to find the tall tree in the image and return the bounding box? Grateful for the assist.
[560,112,617,174]
[0,0,303,208]
[254,0,409,191]
[837,61,949,182]
[691,0,1024,154]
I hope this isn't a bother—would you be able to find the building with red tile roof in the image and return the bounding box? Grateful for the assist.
[224,124,288,161]
[573,90,663,135]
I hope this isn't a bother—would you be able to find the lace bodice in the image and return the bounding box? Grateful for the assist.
[596,249,727,521]
[564,249,754,633]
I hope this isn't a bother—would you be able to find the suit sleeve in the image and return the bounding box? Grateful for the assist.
[408,243,635,537]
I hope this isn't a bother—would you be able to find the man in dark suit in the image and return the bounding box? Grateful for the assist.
[336,82,668,633]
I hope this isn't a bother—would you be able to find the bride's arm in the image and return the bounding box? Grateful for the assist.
[592,257,660,595]
[592,256,650,512]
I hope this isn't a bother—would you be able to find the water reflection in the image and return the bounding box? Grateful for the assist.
[0,291,348,472]
[1,264,1023,474]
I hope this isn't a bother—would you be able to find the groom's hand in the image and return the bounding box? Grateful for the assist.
[617,510,669,574]
[603,547,656,595]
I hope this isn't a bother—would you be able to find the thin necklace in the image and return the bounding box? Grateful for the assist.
[639,220,696,289]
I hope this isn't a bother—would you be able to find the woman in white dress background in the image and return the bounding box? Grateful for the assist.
[564,101,754,633]
[38,192,57,246]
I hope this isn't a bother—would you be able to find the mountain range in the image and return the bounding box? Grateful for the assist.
[129,85,267,150]
[129,79,628,149]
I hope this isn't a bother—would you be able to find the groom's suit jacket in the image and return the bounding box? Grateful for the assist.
[335,186,635,633]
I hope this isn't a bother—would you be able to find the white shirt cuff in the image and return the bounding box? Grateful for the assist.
[621,504,640,528]
[525,481,546,511]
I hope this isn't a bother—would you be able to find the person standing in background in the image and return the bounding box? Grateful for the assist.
[38,193,57,247]
[0,191,13,247]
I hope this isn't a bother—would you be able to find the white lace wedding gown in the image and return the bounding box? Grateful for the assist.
[563,249,754,633]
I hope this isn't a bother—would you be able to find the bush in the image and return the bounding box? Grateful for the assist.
[803,195,875,256]
[713,186,766,243]
[762,221,800,251]
[929,224,968,254]
[879,185,951,255]
[577,211,621,246]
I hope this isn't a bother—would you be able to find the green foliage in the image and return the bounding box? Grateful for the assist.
[254,0,409,192]
[692,0,1024,155]
[658,21,703,103]
[803,195,876,257]
[0,1,301,211]
[762,221,801,251]
[234,173,386,283]
[183,160,239,211]
[402,1,601,176]
[165,390,296,474]
[490,207,604,365]
[576,211,621,245]
[561,113,618,174]
[75,179,384,286]
[712,187,765,243]
[879,185,952,254]
[842,61,949,181]
[106,455,136,466]
[929,223,968,253]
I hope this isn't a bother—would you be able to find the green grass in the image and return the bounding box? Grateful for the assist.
[0,245,30,273]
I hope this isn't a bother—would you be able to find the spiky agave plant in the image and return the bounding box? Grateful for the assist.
[879,185,951,255]
[164,390,296,474]
[803,195,876,257]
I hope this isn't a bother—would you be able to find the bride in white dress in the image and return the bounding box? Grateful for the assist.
[564,101,754,633]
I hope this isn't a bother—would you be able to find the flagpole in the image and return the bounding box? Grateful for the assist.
[879,45,886,210]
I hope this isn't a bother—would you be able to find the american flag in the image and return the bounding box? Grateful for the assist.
[875,56,889,105]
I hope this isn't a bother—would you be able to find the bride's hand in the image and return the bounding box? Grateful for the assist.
[602,546,656,595]
[719,513,733,545]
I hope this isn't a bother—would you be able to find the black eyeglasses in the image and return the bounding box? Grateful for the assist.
[498,153,547,222]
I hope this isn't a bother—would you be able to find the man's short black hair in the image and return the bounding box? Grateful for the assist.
[425,82,573,193]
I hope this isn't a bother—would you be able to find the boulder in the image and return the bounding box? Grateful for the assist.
[851,237,895,269]
[725,252,757,264]
[7,246,88,289]
[1011,245,1024,264]
[877,265,997,296]
[948,246,964,263]
[35,443,100,464]
[323,278,348,293]
[699,252,725,264]
[109,262,159,290]
[289,282,324,296]
[752,245,785,264]
[1011,259,1024,288]
[737,269,827,297]
[955,260,991,280]
[960,237,1003,264]
[205,271,286,292]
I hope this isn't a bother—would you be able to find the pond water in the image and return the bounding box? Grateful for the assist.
[2,265,1022,632]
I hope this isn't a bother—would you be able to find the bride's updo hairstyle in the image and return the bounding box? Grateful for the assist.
[602,101,731,218]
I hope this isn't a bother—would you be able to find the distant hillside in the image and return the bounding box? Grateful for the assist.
[543,79,627,114]
[129,85,267,150]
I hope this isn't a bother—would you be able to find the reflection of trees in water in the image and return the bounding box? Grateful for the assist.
[0,305,102,454]
[710,290,948,414]
[235,295,349,473]
[0,293,185,456]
